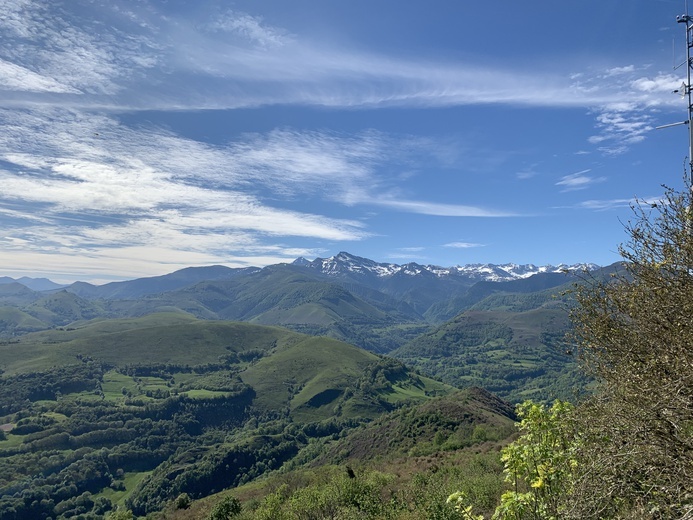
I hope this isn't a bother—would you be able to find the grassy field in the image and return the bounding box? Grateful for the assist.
[96,470,153,509]
[0,313,304,375]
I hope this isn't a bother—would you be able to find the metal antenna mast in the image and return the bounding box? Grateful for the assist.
[659,3,693,182]
[678,5,693,181]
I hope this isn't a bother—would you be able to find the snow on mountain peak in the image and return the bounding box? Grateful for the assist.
[298,253,599,282]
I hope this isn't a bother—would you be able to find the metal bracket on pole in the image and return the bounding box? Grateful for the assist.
[674,11,693,181]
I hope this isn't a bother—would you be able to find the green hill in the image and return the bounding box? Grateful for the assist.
[0,313,463,518]
[310,386,516,464]
[241,338,452,422]
[0,312,298,375]
[160,388,516,520]
[111,267,421,352]
[424,272,574,322]
[0,306,47,336]
[392,305,584,403]
[25,290,105,325]
[0,289,108,337]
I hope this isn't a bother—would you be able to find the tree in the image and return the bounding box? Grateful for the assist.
[106,508,134,520]
[491,400,577,520]
[208,494,242,520]
[568,184,693,518]
[174,492,191,510]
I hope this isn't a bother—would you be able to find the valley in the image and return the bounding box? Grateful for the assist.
[0,253,608,519]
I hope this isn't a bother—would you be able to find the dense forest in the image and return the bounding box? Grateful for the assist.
[0,357,511,519]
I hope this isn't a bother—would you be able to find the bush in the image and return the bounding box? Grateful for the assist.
[208,495,241,520]
[174,492,191,510]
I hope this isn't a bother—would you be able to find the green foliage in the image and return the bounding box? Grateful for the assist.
[567,185,693,518]
[106,508,134,519]
[227,452,506,520]
[0,314,468,519]
[393,308,584,403]
[174,492,191,509]
[493,400,577,520]
[310,388,515,464]
[209,494,242,519]
[446,491,484,520]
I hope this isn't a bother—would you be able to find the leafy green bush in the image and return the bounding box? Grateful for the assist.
[493,400,576,519]
[209,495,242,519]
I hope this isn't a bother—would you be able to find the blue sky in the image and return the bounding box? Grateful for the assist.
[0,0,690,283]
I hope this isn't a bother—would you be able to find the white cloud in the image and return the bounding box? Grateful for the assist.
[207,11,292,48]
[604,65,635,77]
[516,167,539,180]
[587,103,655,155]
[0,59,80,93]
[0,1,683,116]
[574,198,634,210]
[0,104,519,280]
[632,73,680,93]
[370,197,516,217]
[0,107,379,279]
[0,0,161,98]
[573,196,662,211]
[556,169,607,191]
[444,242,485,248]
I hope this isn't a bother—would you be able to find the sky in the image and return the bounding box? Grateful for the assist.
[0,0,691,284]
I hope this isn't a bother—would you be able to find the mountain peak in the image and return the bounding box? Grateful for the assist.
[291,257,312,266]
[301,253,599,283]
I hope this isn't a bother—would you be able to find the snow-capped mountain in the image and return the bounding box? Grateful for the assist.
[296,251,598,283]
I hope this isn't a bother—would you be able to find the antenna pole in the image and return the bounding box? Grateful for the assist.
[677,8,693,182]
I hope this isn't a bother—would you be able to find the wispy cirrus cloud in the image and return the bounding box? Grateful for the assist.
[556,169,607,192]
[369,198,516,217]
[0,1,683,280]
[0,105,512,279]
[444,241,486,249]
[576,70,680,155]
[0,1,682,116]
[571,196,662,211]
[1,0,157,98]
[0,0,684,176]
[574,199,634,210]
[587,103,655,155]
[0,107,372,276]
[206,11,293,49]
[603,65,635,77]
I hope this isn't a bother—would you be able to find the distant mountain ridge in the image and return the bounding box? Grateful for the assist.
[0,254,607,369]
[0,253,617,402]
[0,276,66,292]
[0,252,600,292]
[299,251,598,283]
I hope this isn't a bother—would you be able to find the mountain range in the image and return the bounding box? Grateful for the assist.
[0,252,598,344]
[0,251,610,402]
[300,252,596,282]
[0,252,609,517]
[0,251,598,299]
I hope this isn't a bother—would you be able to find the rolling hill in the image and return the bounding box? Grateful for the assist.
[0,312,453,419]
[392,303,583,402]
[0,255,616,519]
[0,312,466,518]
